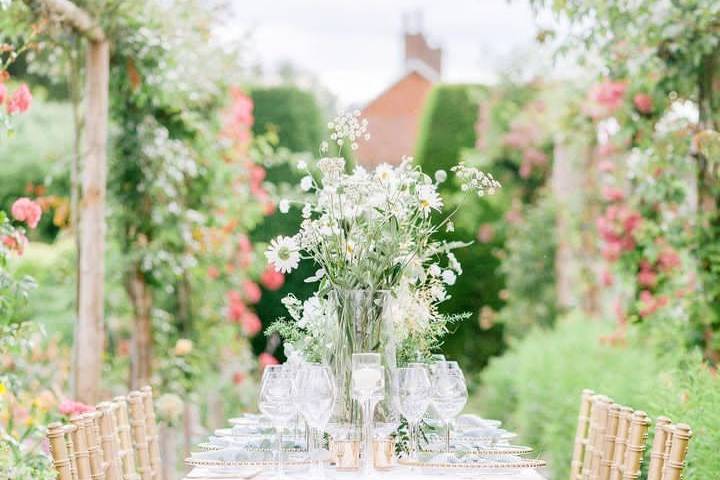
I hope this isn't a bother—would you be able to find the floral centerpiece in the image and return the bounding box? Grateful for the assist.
[265,111,501,421]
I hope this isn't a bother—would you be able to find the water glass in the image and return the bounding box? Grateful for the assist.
[430,360,468,457]
[396,366,432,461]
[294,364,336,478]
[259,365,297,479]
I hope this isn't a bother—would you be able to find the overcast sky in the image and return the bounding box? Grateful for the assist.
[227,0,558,107]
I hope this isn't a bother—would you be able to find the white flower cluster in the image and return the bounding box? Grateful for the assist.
[328,110,370,151]
[451,162,502,197]
[264,113,501,359]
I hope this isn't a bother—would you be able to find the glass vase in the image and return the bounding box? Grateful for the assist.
[328,288,396,426]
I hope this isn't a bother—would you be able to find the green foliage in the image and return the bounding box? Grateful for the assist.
[413,84,506,369]
[0,99,73,240]
[497,194,557,337]
[415,85,480,188]
[251,86,324,155]
[480,318,720,479]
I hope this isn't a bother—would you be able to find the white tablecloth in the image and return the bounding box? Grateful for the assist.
[183,467,545,479]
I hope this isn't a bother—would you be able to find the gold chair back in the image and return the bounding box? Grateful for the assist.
[571,389,594,480]
[47,387,162,480]
[647,418,693,480]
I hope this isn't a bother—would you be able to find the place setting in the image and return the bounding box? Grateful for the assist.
[184,354,545,479]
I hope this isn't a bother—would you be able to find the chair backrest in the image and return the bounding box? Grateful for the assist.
[47,387,162,480]
[647,418,693,480]
[570,391,651,480]
[571,389,594,480]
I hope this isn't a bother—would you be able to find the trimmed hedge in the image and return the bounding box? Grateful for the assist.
[251,86,324,154]
[249,86,325,359]
[480,318,720,479]
[415,85,480,190]
[413,84,506,369]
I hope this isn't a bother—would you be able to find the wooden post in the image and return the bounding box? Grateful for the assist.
[128,267,153,389]
[74,37,110,405]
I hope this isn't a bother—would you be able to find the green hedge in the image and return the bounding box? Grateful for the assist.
[413,85,506,369]
[415,85,480,190]
[480,318,720,479]
[249,86,325,359]
[251,86,324,154]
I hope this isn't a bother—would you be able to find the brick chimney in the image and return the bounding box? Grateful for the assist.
[403,14,442,79]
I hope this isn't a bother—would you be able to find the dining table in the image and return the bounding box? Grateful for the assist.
[182,467,546,480]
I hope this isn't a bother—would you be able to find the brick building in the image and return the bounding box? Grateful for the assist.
[356,28,442,168]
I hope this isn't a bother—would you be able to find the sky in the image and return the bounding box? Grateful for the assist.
[226,0,558,107]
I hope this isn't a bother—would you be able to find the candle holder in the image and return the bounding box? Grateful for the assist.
[333,439,361,471]
[373,438,395,470]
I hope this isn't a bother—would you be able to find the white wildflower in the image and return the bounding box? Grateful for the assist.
[302,203,313,219]
[417,184,443,215]
[435,169,447,183]
[265,236,301,273]
[428,264,442,277]
[448,252,463,275]
[375,163,395,183]
[446,221,455,233]
[442,269,457,286]
[300,175,313,192]
[305,268,325,283]
[298,160,308,170]
[279,199,290,214]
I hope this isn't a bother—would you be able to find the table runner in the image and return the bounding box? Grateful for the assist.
[183,467,546,479]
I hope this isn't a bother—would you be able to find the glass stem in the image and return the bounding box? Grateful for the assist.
[445,420,451,455]
[410,421,418,460]
[277,426,284,475]
[314,427,325,478]
[362,398,373,477]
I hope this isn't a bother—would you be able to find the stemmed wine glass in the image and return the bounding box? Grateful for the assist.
[351,353,384,477]
[259,365,297,479]
[430,360,468,459]
[395,366,432,462]
[294,364,336,479]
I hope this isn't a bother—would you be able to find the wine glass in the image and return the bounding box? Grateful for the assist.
[294,364,336,478]
[430,361,468,459]
[259,365,297,479]
[395,367,432,462]
[352,353,384,477]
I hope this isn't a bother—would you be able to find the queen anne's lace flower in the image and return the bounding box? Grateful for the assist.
[452,162,502,197]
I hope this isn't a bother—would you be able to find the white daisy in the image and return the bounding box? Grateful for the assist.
[417,184,443,215]
[374,163,394,183]
[279,199,290,214]
[442,269,456,286]
[300,175,313,192]
[265,236,301,273]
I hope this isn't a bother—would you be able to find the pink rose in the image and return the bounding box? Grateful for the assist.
[637,263,657,288]
[11,197,42,229]
[6,84,32,114]
[243,280,262,304]
[596,143,616,158]
[523,147,548,166]
[589,80,627,112]
[2,232,27,255]
[59,400,95,417]
[598,160,615,173]
[601,269,614,287]
[633,93,653,114]
[207,266,220,279]
[226,290,246,322]
[260,267,285,291]
[602,186,625,202]
[658,248,681,272]
[259,352,279,371]
[477,224,495,243]
[240,311,262,336]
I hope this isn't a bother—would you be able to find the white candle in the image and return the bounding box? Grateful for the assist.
[353,367,381,391]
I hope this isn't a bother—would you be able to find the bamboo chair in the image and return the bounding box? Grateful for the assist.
[571,392,651,480]
[47,387,162,480]
[128,390,154,480]
[141,386,162,479]
[647,418,693,480]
